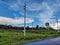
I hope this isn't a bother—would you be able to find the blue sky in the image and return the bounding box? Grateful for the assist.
[0,0,60,29]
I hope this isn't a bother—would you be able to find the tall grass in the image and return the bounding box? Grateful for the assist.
[0,29,60,45]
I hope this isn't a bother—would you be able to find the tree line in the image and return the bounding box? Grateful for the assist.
[0,24,55,30]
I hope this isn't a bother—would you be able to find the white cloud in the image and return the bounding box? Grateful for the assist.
[9,0,24,11]
[0,16,34,25]
[1,0,60,12]
[38,2,54,24]
[27,3,42,11]
[37,1,60,26]
[48,19,60,30]
[50,22,60,30]
[9,0,43,11]
[10,3,20,11]
[8,0,46,11]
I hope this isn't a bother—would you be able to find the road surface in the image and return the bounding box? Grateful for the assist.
[21,37,60,45]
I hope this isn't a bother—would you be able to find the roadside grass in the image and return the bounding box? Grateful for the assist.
[0,29,60,45]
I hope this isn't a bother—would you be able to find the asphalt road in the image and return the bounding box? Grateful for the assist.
[21,37,60,45]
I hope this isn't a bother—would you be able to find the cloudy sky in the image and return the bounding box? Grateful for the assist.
[0,0,60,29]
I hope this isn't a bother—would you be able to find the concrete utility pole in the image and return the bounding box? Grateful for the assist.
[32,22,33,31]
[24,1,26,36]
[56,19,58,30]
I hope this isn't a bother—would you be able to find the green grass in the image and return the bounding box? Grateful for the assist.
[0,29,60,45]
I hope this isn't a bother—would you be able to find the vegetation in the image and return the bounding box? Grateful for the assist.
[0,29,60,45]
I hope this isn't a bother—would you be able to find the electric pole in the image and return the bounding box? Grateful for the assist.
[32,22,33,31]
[24,1,26,36]
[56,18,58,30]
